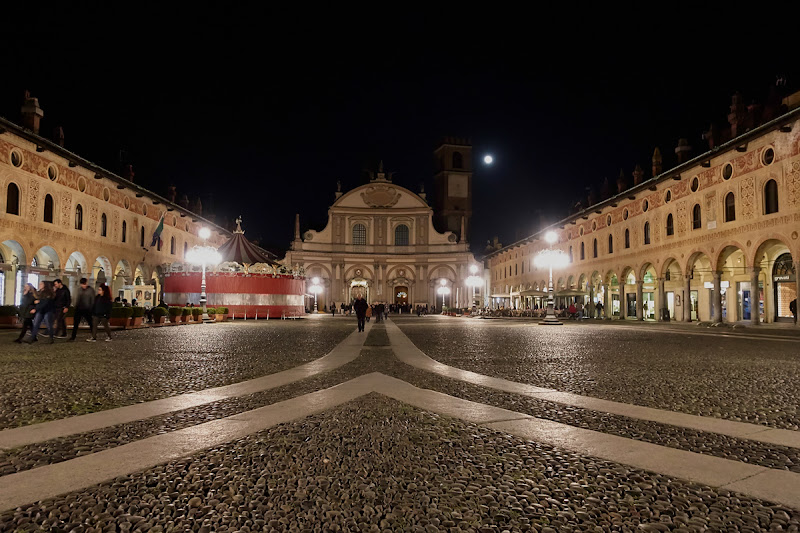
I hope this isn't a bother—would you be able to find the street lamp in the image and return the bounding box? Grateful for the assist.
[186,245,222,322]
[437,278,451,313]
[483,155,493,165]
[534,233,569,325]
[309,277,323,313]
[198,227,211,240]
[466,264,482,309]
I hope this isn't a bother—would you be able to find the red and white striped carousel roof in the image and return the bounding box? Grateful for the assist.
[216,218,277,265]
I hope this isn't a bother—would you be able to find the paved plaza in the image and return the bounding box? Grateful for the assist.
[1,316,800,531]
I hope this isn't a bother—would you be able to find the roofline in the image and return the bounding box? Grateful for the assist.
[484,104,800,260]
[0,115,234,239]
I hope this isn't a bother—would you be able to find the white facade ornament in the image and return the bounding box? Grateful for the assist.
[360,185,402,208]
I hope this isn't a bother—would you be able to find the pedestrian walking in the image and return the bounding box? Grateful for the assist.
[26,281,55,344]
[595,301,604,319]
[331,301,336,316]
[70,277,94,341]
[366,305,372,323]
[791,298,797,325]
[14,283,37,343]
[52,278,71,338]
[88,283,113,342]
[353,295,369,332]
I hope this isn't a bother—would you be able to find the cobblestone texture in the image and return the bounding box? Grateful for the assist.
[395,317,800,430]
[3,395,798,532]
[0,319,353,429]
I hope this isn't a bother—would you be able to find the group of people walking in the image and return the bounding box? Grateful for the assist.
[14,278,113,344]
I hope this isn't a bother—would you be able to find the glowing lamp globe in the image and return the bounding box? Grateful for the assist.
[534,249,569,270]
[544,231,558,244]
[199,227,211,240]
[483,155,493,165]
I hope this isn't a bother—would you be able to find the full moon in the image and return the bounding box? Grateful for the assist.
[483,155,493,164]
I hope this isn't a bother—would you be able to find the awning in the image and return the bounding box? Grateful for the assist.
[490,294,510,298]
[555,289,589,297]
[520,289,548,297]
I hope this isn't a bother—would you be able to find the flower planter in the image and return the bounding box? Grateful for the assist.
[157,316,166,324]
[173,315,183,323]
[0,316,18,325]
[206,313,216,321]
[129,317,143,327]
[110,317,128,328]
[65,317,74,326]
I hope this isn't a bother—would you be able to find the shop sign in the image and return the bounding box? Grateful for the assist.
[773,275,795,282]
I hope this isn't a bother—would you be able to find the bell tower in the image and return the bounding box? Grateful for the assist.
[433,137,472,242]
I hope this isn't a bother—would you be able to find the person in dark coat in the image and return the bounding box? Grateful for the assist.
[26,281,55,344]
[353,295,369,332]
[70,277,95,341]
[53,279,71,338]
[88,283,113,342]
[791,298,797,325]
[14,283,37,343]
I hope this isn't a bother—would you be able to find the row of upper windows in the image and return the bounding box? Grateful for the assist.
[492,180,781,277]
[351,223,410,246]
[5,183,186,255]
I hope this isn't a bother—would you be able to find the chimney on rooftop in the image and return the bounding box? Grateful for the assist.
[53,126,64,147]
[167,185,177,203]
[728,91,747,137]
[675,138,692,164]
[651,148,662,178]
[616,169,627,194]
[21,91,44,134]
[122,164,135,182]
[633,164,644,186]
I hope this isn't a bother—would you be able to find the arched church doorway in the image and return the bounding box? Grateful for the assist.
[394,286,408,305]
[350,279,368,302]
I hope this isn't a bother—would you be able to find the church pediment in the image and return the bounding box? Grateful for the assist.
[360,184,402,208]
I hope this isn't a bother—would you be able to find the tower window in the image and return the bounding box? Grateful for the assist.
[394,224,409,246]
[724,192,736,222]
[569,246,573,263]
[593,238,598,258]
[43,194,54,223]
[764,179,778,214]
[6,183,19,215]
[101,213,108,237]
[184,242,188,257]
[644,222,651,244]
[666,213,674,236]
[122,220,127,242]
[580,242,585,260]
[352,223,367,246]
[75,204,83,230]
[624,229,630,249]
[692,204,701,229]
[608,235,613,254]
[140,226,145,247]
[452,151,463,169]
[170,236,176,255]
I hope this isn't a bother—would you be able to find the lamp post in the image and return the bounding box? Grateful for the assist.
[466,264,482,310]
[186,242,222,323]
[534,231,569,325]
[310,277,322,313]
[437,278,451,314]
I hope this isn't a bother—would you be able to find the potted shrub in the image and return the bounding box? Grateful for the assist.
[182,307,192,322]
[65,306,75,327]
[0,305,19,325]
[153,306,168,324]
[168,306,182,323]
[191,307,202,322]
[130,306,145,327]
[205,307,216,320]
[110,306,133,328]
[216,306,229,321]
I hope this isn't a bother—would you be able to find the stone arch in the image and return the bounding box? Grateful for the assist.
[429,264,457,282]
[32,245,61,270]
[567,274,576,289]
[0,239,27,267]
[638,261,657,283]
[660,257,681,280]
[112,259,133,297]
[304,263,333,279]
[386,264,417,281]
[604,269,619,286]
[751,234,795,270]
[344,264,375,280]
[65,251,89,275]
[93,256,113,287]
[620,266,636,284]
[683,247,714,277]
[577,273,587,291]
[556,277,566,290]
[714,241,749,272]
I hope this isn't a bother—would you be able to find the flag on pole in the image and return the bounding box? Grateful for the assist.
[150,213,165,248]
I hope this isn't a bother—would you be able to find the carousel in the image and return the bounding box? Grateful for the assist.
[163,218,306,318]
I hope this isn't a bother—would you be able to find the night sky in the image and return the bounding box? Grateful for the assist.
[3,8,797,256]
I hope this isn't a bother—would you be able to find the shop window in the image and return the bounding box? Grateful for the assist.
[666,213,674,236]
[692,204,701,230]
[43,194,54,223]
[75,204,83,230]
[764,179,778,214]
[724,192,736,222]
[6,183,19,215]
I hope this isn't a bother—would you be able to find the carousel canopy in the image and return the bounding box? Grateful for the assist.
[216,217,278,265]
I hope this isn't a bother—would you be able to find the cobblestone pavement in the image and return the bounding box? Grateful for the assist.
[3,395,798,532]
[0,319,354,429]
[2,318,800,531]
[395,316,800,430]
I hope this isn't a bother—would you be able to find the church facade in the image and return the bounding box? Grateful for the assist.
[283,141,479,310]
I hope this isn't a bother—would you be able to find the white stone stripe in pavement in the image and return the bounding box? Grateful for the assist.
[0,324,371,450]
[384,320,800,449]
[4,372,798,512]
